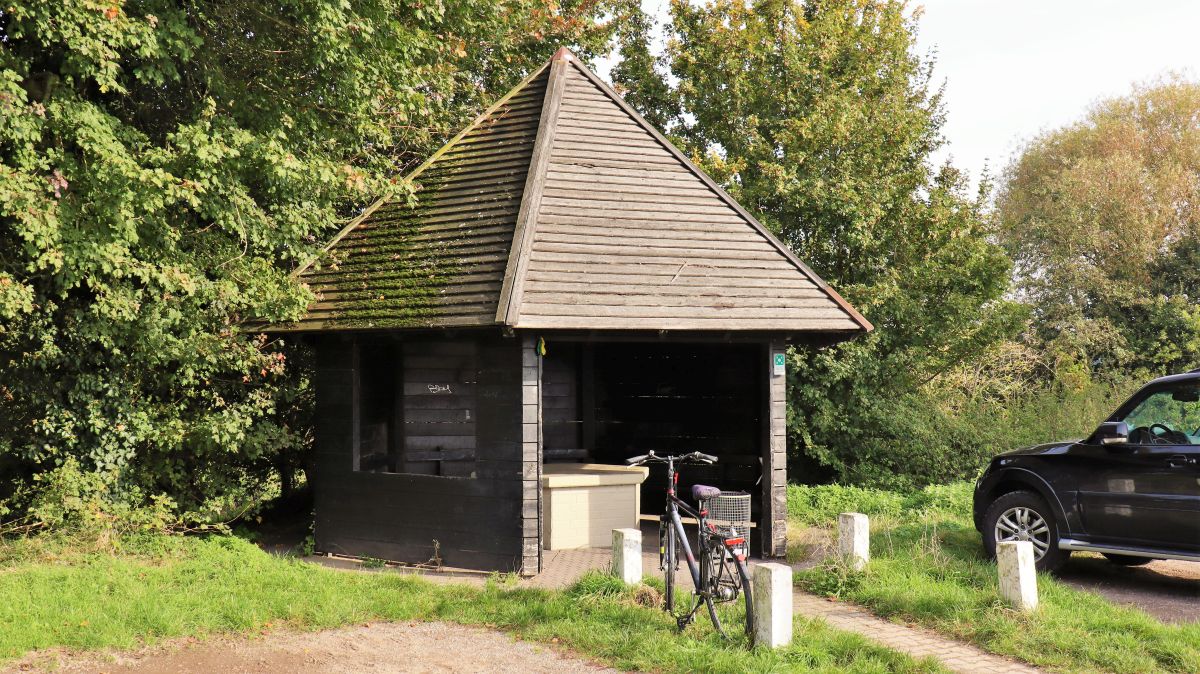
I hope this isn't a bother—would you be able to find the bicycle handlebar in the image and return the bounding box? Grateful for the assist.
[625,451,718,466]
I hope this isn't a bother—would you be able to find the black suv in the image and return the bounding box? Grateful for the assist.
[974,371,1200,572]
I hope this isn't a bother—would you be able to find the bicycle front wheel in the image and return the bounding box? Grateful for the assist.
[660,516,676,612]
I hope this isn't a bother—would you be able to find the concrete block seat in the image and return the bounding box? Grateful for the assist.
[541,463,649,550]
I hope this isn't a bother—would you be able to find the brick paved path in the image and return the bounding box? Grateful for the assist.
[791,590,1039,674]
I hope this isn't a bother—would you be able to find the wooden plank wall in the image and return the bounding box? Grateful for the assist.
[541,342,584,461]
[586,342,764,532]
[762,341,788,557]
[399,339,479,476]
[311,332,527,571]
[520,335,542,574]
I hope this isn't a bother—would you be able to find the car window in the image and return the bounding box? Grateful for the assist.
[1119,383,1200,445]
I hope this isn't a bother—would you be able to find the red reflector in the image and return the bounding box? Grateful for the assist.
[725,538,745,545]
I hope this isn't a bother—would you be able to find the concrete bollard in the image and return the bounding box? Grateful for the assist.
[997,540,1038,611]
[838,512,870,571]
[611,528,642,584]
[752,562,793,648]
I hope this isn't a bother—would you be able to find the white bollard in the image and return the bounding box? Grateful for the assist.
[997,540,1038,611]
[611,528,642,585]
[838,512,870,571]
[752,562,793,648]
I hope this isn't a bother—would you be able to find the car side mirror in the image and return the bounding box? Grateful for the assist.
[1093,421,1130,446]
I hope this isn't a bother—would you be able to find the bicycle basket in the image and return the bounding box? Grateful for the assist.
[708,491,752,534]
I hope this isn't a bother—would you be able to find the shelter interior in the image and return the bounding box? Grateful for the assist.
[540,339,766,528]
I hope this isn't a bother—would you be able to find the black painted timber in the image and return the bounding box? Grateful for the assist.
[311,331,525,571]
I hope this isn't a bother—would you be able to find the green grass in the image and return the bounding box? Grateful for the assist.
[790,483,1200,674]
[787,482,973,527]
[0,533,944,673]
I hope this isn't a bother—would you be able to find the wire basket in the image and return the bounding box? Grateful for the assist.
[708,491,752,535]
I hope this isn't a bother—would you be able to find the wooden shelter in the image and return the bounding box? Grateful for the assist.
[275,48,871,574]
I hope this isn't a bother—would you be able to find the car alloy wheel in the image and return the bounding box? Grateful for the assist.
[993,506,1051,560]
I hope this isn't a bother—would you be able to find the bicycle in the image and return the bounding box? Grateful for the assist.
[625,450,754,638]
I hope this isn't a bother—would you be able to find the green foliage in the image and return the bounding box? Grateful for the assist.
[998,78,1200,377]
[613,0,1023,488]
[0,1,627,513]
[787,481,973,528]
[794,499,1200,673]
[0,458,181,541]
[0,535,945,673]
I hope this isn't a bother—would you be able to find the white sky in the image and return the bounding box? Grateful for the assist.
[601,1,1200,188]
[915,0,1200,185]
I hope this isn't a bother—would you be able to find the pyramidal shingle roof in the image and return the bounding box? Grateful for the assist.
[282,48,871,334]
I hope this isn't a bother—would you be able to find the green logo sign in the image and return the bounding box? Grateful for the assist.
[773,353,785,367]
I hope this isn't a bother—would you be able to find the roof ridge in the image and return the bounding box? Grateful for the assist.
[557,58,873,332]
[495,49,572,325]
[291,59,556,280]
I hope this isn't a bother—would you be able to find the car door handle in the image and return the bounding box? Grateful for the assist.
[1167,454,1196,468]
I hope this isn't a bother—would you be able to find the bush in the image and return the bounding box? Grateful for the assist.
[787,482,973,527]
[0,459,184,550]
[792,372,1139,491]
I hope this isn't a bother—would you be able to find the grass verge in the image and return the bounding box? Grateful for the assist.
[0,533,943,673]
[790,483,1200,674]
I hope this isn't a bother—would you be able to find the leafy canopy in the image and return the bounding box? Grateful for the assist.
[998,78,1200,378]
[614,0,1021,487]
[0,0,625,512]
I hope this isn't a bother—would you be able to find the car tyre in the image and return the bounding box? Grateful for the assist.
[983,490,1070,573]
[1102,553,1154,567]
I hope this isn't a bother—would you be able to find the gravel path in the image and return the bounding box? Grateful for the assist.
[5,622,620,674]
[1057,557,1200,624]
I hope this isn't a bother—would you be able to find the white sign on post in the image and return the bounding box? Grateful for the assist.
[772,352,785,377]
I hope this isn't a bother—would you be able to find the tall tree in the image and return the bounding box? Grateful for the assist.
[614,0,1021,487]
[0,0,625,512]
[998,78,1200,379]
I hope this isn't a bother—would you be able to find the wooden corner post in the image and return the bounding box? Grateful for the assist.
[762,340,788,557]
[520,334,543,574]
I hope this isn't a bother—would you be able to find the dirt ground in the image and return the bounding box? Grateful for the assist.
[5,622,620,674]
[1058,556,1200,624]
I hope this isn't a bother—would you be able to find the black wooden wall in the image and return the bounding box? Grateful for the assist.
[588,343,763,524]
[310,331,525,571]
[539,341,765,535]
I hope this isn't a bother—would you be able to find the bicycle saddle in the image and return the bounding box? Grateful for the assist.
[692,484,721,501]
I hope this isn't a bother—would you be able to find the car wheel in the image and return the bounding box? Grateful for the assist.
[1102,553,1154,567]
[983,490,1070,573]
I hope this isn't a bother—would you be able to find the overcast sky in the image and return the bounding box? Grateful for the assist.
[915,0,1200,184]
[603,1,1200,188]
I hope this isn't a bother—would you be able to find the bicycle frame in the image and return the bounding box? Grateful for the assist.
[659,455,747,591]
[630,450,755,638]
[663,468,704,588]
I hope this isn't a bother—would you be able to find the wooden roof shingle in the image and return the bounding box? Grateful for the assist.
[278,49,871,335]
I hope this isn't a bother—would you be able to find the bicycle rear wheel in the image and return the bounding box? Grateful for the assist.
[704,538,755,639]
[731,553,754,638]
